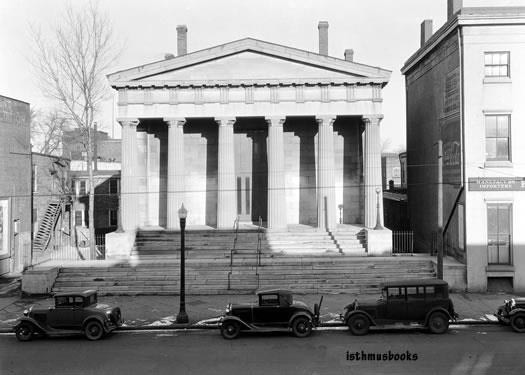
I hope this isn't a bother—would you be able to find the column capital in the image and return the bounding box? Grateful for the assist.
[362,114,384,125]
[118,118,140,128]
[215,117,236,127]
[315,115,336,127]
[265,116,286,127]
[164,118,186,128]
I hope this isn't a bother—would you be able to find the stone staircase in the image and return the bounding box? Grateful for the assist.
[51,227,436,295]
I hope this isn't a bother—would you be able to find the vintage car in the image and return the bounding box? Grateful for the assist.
[496,297,525,332]
[342,279,457,335]
[219,289,322,339]
[14,290,122,341]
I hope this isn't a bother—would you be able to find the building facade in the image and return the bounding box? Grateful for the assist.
[0,95,31,275]
[402,1,525,291]
[107,23,392,256]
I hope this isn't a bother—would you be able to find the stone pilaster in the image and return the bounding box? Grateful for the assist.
[316,116,336,231]
[363,115,384,228]
[165,118,186,230]
[266,117,287,230]
[216,117,237,229]
[119,119,140,231]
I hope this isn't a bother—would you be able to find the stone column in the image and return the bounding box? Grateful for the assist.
[165,118,186,230]
[216,117,237,229]
[266,117,287,230]
[119,119,140,231]
[363,115,384,228]
[316,116,336,231]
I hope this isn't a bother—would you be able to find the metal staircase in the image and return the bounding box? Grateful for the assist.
[33,200,63,252]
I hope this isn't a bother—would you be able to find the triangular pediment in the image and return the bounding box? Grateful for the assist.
[108,38,391,87]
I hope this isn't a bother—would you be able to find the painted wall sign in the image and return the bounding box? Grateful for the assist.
[468,177,525,191]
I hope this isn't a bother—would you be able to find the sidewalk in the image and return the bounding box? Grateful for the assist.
[0,291,515,332]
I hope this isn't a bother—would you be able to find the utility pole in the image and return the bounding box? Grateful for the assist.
[437,140,443,280]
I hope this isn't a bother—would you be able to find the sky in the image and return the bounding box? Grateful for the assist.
[1,0,523,150]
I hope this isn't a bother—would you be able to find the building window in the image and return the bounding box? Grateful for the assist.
[79,180,87,196]
[108,209,118,227]
[109,179,119,195]
[484,52,510,77]
[487,203,512,265]
[75,210,84,227]
[485,115,510,161]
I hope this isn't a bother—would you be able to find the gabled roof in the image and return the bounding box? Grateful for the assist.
[108,37,391,87]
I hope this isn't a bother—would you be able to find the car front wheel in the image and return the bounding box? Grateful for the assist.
[510,314,525,333]
[291,316,313,338]
[15,323,34,342]
[428,312,449,334]
[84,320,104,341]
[348,314,370,336]
[220,320,240,340]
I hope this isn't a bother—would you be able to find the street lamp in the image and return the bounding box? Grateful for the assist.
[374,188,383,230]
[176,203,189,324]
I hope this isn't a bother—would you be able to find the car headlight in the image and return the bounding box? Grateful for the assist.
[23,309,29,316]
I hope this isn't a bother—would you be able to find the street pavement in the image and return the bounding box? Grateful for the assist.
[1,325,523,375]
[0,289,517,331]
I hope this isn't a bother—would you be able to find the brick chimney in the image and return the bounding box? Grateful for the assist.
[447,0,462,20]
[318,21,329,56]
[177,25,187,56]
[344,49,354,62]
[420,20,433,47]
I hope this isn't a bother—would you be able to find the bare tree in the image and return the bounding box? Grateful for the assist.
[31,108,69,155]
[31,1,119,259]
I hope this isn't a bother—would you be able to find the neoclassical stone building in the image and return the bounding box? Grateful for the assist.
[107,23,391,253]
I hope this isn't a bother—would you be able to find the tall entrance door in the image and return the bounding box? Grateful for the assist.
[235,134,252,222]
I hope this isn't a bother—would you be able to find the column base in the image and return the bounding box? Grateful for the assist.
[365,228,392,256]
[105,230,136,259]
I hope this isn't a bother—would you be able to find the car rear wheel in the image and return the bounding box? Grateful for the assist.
[428,312,449,334]
[220,320,240,340]
[348,314,370,336]
[15,323,34,342]
[291,316,313,338]
[510,314,525,333]
[84,320,104,341]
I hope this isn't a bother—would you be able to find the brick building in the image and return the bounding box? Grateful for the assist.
[0,95,31,275]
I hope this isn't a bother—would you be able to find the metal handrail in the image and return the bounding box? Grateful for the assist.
[256,216,262,272]
[227,216,240,290]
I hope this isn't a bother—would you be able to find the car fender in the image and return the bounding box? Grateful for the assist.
[288,312,314,327]
[14,316,47,333]
[424,307,452,326]
[344,310,376,326]
[220,316,253,330]
[508,308,525,317]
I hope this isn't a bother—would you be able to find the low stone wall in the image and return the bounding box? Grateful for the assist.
[22,266,59,295]
[366,228,393,256]
[105,230,136,259]
[432,257,467,292]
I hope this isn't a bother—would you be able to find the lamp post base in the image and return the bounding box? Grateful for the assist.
[176,310,189,324]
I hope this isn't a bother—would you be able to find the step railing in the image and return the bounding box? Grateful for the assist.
[255,216,263,288]
[227,216,240,290]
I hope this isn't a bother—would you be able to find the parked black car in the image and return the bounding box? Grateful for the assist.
[14,290,122,341]
[219,289,322,339]
[342,279,457,335]
[496,297,525,332]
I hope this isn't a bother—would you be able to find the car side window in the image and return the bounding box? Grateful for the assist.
[425,286,435,298]
[260,294,279,306]
[55,296,69,307]
[406,287,423,299]
[387,287,405,300]
[73,297,83,307]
